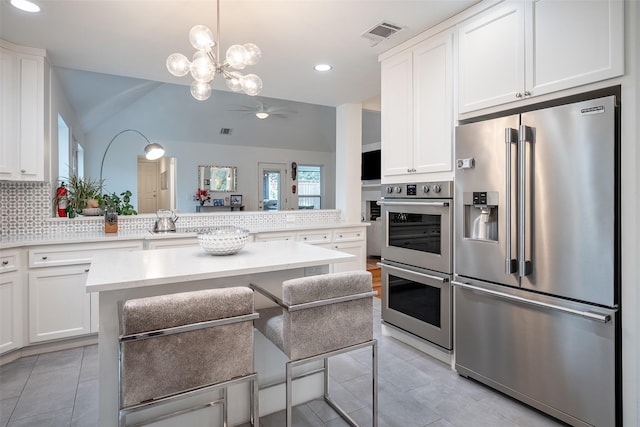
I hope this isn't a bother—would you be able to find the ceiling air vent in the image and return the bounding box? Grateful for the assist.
[220,128,232,135]
[361,21,404,47]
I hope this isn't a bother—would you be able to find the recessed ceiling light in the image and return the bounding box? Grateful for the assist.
[10,0,40,12]
[256,112,269,120]
[314,64,332,72]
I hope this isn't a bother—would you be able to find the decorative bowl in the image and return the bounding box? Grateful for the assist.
[198,227,250,255]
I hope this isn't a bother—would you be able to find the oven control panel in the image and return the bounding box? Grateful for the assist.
[382,181,452,199]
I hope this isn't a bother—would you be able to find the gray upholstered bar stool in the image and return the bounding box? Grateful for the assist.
[118,287,259,427]
[251,271,378,427]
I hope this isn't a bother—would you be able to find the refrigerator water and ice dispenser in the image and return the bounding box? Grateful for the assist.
[462,191,498,241]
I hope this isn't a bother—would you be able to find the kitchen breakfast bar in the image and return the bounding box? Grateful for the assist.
[85,240,354,426]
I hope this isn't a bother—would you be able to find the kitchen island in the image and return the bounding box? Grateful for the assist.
[86,240,354,427]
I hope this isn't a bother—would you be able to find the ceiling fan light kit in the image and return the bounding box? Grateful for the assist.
[166,0,262,101]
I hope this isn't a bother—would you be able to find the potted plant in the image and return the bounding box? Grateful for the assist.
[102,190,137,215]
[65,175,104,217]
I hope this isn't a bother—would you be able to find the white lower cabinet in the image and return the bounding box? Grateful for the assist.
[28,265,91,342]
[331,242,366,273]
[1,249,24,354]
[27,241,143,343]
[1,271,23,353]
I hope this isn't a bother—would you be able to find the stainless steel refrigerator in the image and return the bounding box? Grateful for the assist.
[453,95,619,427]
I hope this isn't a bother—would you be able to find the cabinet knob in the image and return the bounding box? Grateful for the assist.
[21,169,26,173]
[84,268,90,273]
[42,256,48,260]
[515,92,523,98]
[339,234,343,238]
[524,90,531,97]
[304,237,307,240]
[2,260,8,265]
[324,236,327,239]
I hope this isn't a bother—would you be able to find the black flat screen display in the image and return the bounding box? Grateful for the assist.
[361,150,381,180]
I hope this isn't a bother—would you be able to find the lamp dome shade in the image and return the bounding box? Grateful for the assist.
[144,143,165,160]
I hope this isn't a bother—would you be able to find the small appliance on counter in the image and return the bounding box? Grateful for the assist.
[153,209,179,233]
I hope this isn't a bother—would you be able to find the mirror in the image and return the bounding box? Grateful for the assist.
[198,166,238,192]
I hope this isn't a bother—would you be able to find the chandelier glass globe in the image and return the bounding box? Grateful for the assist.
[167,0,262,101]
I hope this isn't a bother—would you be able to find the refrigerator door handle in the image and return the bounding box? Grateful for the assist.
[452,281,613,323]
[518,125,532,277]
[505,128,518,274]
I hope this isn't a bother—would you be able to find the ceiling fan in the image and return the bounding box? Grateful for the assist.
[230,101,295,120]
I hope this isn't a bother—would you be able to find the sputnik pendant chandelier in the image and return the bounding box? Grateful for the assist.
[166,0,262,101]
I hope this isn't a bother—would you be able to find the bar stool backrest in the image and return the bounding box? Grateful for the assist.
[120,287,254,407]
[281,271,373,360]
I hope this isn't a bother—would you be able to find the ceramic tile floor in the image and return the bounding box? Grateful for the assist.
[0,300,567,427]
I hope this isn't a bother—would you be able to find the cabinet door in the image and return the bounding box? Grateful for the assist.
[0,46,18,179]
[381,50,414,177]
[525,0,624,97]
[458,1,525,113]
[413,30,453,174]
[331,242,365,273]
[29,266,91,342]
[0,44,45,181]
[0,272,23,354]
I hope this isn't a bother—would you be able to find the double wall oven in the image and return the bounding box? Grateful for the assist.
[379,181,453,350]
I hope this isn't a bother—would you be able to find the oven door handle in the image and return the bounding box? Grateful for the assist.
[377,201,449,208]
[378,262,448,283]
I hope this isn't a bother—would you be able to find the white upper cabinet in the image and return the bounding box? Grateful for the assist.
[0,40,48,182]
[458,0,624,114]
[381,29,454,181]
[524,0,624,96]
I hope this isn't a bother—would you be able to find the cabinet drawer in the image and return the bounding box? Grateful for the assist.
[297,231,331,244]
[0,252,19,273]
[254,232,295,242]
[29,241,143,268]
[333,229,364,242]
[146,238,198,250]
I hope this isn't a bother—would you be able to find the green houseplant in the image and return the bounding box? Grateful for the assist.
[102,190,137,215]
[65,175,104,217]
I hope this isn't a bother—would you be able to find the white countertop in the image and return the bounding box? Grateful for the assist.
[86,240,354,293]
[1,222,368,249]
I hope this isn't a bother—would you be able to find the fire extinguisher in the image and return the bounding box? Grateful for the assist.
[56,182,68,217]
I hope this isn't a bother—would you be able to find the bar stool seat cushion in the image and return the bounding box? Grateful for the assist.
[254,271,373,360]
[121,287,254,407]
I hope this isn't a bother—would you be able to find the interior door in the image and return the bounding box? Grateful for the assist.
[137,158,158,213]
[258,163,286,211]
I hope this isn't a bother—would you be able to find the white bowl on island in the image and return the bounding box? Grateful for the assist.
[198,227,250,255]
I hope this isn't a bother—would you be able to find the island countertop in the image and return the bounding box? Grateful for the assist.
[86,240,354,293]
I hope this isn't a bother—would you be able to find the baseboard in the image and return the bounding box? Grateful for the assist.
[1,334,98,366]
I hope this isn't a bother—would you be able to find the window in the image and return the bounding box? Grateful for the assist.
[57,114,70,182]
[298,165,322,209]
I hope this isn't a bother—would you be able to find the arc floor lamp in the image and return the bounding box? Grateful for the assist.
[99,129,165,182]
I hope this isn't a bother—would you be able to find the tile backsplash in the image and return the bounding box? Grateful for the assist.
[0,181,343,237]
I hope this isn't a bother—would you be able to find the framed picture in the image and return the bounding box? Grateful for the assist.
[230,194,243,206]
[213,199,224,206]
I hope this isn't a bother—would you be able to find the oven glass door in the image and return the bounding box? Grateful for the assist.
[382,201,451,274]
[381,262,452,350]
